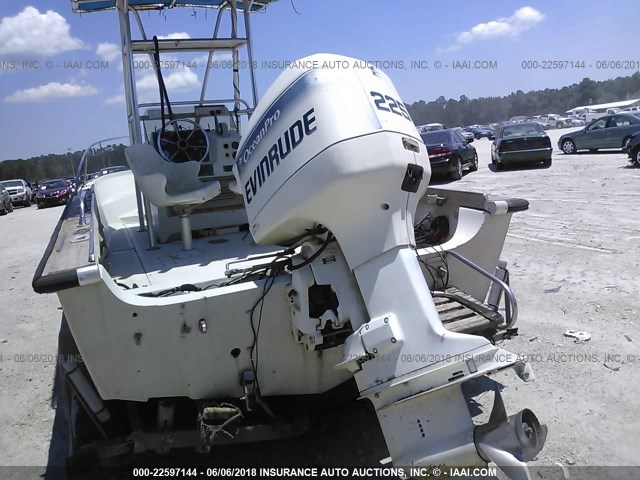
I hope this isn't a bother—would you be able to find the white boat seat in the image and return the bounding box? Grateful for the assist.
[124,144,221,207]
[125,144,221,250]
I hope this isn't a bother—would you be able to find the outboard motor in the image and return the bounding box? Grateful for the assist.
[234,54,545,475]
[234,53,429,267]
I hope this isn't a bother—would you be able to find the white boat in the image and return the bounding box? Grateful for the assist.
[33,0,546,476]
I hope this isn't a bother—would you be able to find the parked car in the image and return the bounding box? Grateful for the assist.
[0,179,32,207]
[558,113,640,154]
[462,126,477,136]
[418,123,446,132]
[452,127,475,142]
[100,165,129,176]
[534,114,571,129]
[35,179,72,209]
[490,122,552,170]
[420,129,478,180]
[64,176,78,193]
[470,125,494,139]
[568,108,604,124]
[566,115,586,127]
[0,185,14,215]
[625,130,640,167]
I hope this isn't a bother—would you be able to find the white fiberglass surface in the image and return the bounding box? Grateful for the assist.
[105,223,285,291]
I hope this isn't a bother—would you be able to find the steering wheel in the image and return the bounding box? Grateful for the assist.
[157,119,210,163]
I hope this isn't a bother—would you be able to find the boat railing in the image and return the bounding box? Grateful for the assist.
[75,136,131,226]
[138,98,252,111]
[445,250,519,329]
[127,0,258,131]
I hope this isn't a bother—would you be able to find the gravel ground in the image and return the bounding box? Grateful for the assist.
[0,128,639,476]
[0,203,66,474]
[471,130,640,469]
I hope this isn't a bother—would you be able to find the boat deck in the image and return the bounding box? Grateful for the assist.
[32,185,287,295]
[104,218,286,292]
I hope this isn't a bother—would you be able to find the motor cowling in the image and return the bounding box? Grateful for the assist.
[233,53,430,269]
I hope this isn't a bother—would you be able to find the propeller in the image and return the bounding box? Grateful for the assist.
[474,389,547,480]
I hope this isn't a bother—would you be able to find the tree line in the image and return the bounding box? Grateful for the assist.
[2,72,640,181]
[407,72,640,127]
[0,143,128,183]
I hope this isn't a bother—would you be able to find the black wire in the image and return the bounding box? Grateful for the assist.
[200,247,291,291]
[247,229,331,391]
[416,212,432,228]
[251,275,275,393]
[413,211,449,290]
[135,228,329,395]
[288,233,334,271]
[152,36,174,122]
[114,280,131,290]
[248,257,283,395]
[434,247,450,289]
[280,225,327,248]
[138,283,202,297]
[290,0,302,14]
[203,271,252,290]
[211,110,222,135]
[416,252,438,290]
[414,212,434,249]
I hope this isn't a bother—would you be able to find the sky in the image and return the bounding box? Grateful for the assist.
[0,0,638,160]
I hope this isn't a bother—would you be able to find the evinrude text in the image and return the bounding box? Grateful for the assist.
[244,108,317,204]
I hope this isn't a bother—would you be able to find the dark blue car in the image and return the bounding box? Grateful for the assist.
[421,129,478,180]
[470,126,494,139]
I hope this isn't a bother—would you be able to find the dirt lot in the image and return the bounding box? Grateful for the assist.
[0,203,67,474]
[466,130,640,469]
[1,128,639,477]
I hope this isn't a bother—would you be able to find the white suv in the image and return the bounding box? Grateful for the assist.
[0,179,32,207]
